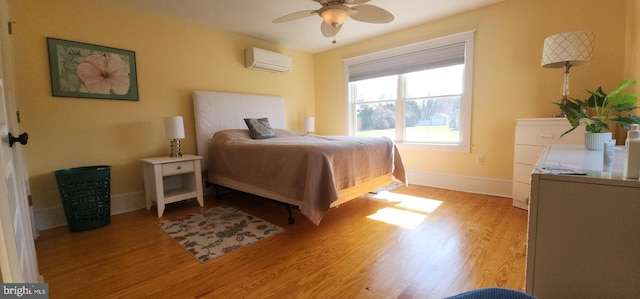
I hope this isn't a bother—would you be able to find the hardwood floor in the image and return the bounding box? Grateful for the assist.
[35,185,528,299]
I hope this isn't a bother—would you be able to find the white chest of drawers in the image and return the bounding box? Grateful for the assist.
[512,118,583,209]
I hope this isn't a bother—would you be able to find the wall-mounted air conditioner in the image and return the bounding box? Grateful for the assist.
[244,47,292,73]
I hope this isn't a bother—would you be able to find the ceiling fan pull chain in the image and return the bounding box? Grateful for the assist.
[332,24,337,44]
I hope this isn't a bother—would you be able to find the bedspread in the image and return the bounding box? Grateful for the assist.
[208,129,406,225]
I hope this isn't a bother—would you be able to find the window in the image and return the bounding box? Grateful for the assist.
[344,31,474,152]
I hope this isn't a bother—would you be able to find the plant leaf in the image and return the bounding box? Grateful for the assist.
[611,115,640,131]
[588,118,609,133]
[609,79,636,96]
[555,79,638,137]
[560,125,578,137]
[555,100,586,128]
[585,87,606,108]
[609,93,638,111]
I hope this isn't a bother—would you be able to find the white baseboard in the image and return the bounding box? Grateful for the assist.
[34,172,512,231]
[406,169,513,198]
[33,191,146,232]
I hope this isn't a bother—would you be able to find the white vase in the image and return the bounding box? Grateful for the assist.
[584,132,612,150]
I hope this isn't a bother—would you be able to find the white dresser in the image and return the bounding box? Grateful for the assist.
[526,144,640,298]
[512,118,583,209]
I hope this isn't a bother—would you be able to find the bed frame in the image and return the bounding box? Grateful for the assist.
[193,90,392,223]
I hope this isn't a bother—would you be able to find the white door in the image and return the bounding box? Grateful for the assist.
[0,0,41,282]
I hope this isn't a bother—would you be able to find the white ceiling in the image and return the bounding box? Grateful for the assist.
[111,0,503,53]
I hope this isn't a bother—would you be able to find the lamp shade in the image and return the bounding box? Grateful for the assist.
[164,116,185,139]
[541,31,594,68]
[304,116,315,133]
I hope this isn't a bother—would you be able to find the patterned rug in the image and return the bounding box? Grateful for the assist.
[157,206,284,263]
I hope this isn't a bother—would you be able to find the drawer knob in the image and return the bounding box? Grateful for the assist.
[177,166,182,170]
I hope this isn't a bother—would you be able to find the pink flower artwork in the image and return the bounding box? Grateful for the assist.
[76,53,130,95]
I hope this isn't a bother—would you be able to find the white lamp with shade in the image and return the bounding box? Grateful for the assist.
[164,116,185,157]
[541,31,594,117]
[304,116,315,134]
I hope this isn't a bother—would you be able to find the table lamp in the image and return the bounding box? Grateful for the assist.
[541,31,594,117]
[304,116,315,134]
[164,116,185,157]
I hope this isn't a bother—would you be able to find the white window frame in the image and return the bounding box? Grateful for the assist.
[343,30,475,153]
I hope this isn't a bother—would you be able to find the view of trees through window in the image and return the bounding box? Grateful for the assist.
[351,65,464,143]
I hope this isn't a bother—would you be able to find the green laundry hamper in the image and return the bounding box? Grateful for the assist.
[54,165,111,232]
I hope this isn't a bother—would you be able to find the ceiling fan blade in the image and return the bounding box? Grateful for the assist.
[313,0,330,4]
[350,4,394,23]
[321,21,342,37]
[345,0,370,4]
[272,10,317,23]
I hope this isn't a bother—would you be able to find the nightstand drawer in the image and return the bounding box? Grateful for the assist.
[162,160,194,175]
[141,154,203,217]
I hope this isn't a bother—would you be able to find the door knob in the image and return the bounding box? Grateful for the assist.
[9,132,28,147]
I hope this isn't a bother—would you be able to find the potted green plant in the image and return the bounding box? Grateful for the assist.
[556,79,640,149]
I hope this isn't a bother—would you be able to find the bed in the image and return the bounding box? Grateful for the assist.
[193,90,406,225]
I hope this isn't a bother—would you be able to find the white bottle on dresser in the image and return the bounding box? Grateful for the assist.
[625,124,640,179]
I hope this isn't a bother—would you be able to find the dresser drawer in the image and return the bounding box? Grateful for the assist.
[513,162,535,184]
[512,181,530,202]
[162,160,194,175]
[516,125,567,145]
[514,144,546,164]
[513,118,584,211]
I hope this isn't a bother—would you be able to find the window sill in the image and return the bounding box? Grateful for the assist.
[396,142,471,153]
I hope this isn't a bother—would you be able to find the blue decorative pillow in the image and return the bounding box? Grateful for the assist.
[244,118,277,139]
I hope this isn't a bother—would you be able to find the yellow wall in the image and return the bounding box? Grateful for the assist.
[619,0,640,142]
[314,0,630,180]
[626,0,640,89]
[8,0,315,209]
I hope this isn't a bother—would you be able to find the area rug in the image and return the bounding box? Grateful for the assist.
[157,206,284,263]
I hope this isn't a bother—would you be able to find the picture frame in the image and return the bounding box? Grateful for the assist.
[46,37,139,101]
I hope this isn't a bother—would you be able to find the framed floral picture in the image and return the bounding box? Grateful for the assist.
[46,37,139,101]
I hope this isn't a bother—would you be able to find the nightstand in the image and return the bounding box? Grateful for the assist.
[141,155,204,217]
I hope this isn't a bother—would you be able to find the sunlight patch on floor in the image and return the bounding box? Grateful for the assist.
[366,191,443,229]
[367,207,427,229]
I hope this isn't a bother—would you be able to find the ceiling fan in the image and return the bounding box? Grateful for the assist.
[272,0,394,43]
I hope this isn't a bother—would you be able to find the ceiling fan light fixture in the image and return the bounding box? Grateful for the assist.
[320,6,349,25]
[273,0,394,43]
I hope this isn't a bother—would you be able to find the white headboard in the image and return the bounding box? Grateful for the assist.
[192,90,286,170]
